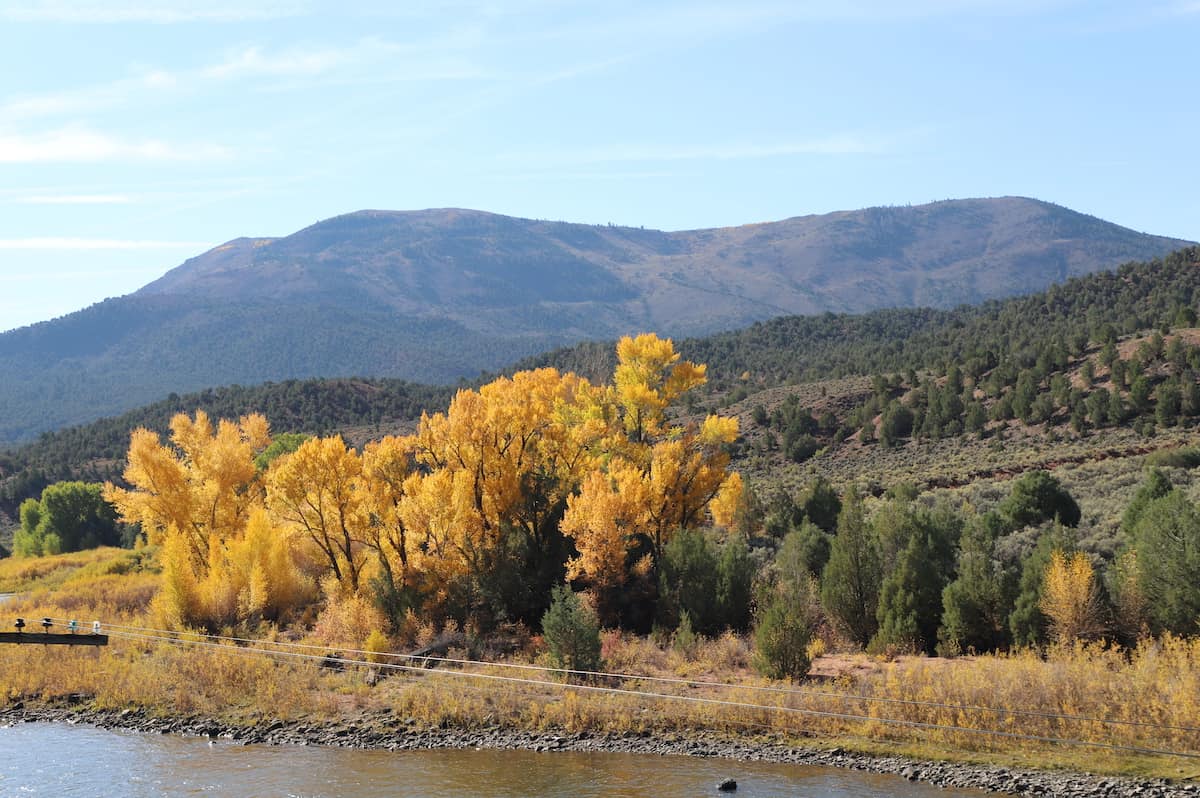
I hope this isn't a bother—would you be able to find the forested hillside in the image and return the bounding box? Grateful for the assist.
[0,379,454,524]
[3,247,1197,532]
[529,246,1200,393]
[0,198,1189,443]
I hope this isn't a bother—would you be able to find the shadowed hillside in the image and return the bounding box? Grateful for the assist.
[0,198,1189,443]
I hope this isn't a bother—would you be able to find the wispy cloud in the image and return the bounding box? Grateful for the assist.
[0,238,211,251]
[0,129,229,163]
[505,135,889,168]
[526,0,1071,47]
[1164,0,1200,13]
[17,194,133,204]
[2,71,177,121]
[1,37,480,123]
[202,43,357,79]
[0,1,307,24]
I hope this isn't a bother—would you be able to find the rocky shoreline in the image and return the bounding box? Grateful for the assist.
[1,699,1196,797]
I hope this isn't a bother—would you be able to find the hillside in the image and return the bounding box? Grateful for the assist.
[3,246,1198,534]
[0,198,1190,443]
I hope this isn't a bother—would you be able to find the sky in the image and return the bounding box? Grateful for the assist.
[1,0,1198,332]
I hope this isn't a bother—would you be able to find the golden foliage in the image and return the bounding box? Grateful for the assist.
[560,336,741,591]
[105,411,269,566]
[312,584,389,648]
[102,333,741,631]
[1040,550,1105,645]
[561,469,646,590]
[614,333,706,443]
[360,435,416,587]
[266,435,370,591]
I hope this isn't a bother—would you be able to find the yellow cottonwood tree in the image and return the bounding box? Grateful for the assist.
[266,435,370,593]
[106,411,318,630]
[1040,550,1105,645]
[360,435,417,593]
[561,466,650,590]
[400,368,605,594]
[562,335,742,595]
[105,411,270,569]
[614,333,706,444]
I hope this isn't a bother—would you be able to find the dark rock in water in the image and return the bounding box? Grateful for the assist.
[717,777,737,792]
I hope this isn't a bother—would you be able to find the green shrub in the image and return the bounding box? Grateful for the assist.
[753,576,819,681]
[541,585,602,675]
[1144,447,1200,469]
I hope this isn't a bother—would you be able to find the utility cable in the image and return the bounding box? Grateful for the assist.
[62,617,1200,736]
[94,627,1200,762]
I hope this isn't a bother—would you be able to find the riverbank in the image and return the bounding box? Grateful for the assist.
[3,699,1196,798]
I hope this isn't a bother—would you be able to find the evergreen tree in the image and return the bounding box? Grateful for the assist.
[1085,388,1110,427]
[1130,375,1153,415]
[777,520,831,580]
[658,529,720,634]
[998,471,1080,529]
[964,401,987,437]
[715,535,755,632]
[820,491,882,647]
[1110,359,1127,390]
[1155,378,1182,427]
[872,517,956,655]
[1128,491,1200,636]
[938,513,1015,655]
[1121,468,1173,535]
[1107,390,1127,425]
[541,585,603,675]
[1012,371,1038,422]
[1182,375,1200,417]
[753,575,819,682]
[796,476,842,533]
[1099,340,1118,370]
[879,401,914,448]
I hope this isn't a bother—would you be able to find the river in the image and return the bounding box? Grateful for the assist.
[0,722,991,797]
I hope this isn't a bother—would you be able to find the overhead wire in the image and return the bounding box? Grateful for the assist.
[59,617,1200,736]
[86,624,1200,761]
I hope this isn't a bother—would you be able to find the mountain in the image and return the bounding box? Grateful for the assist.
[4,245,1197,531]
[0,197,1190,444]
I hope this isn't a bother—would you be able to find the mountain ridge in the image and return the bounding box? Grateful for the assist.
[4,245,1197,534]
[0,197,1191,443]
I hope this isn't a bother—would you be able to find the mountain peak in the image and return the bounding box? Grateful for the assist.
[2,197,1192,443]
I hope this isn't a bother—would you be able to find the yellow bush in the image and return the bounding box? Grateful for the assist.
[364,630,391,664]
[312,588,389,648]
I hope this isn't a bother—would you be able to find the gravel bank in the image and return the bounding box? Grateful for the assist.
[1,699,1196,797]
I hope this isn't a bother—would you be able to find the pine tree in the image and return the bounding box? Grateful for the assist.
[1128,491,1200,636]
[820,491,881,648]
[871,507,958,655]
[753,574,820,682]
[938,514,1015,655]
[541,585,603,675]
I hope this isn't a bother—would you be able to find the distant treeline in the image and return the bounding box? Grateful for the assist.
[0,378,455,520]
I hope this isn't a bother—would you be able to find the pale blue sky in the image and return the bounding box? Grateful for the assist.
[1,0,1198,331]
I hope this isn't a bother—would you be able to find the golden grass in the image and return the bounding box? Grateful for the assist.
[0,548,1197,780]
[0,547,153,594]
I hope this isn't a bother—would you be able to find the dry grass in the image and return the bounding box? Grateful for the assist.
[1,547,1198,780]
[0,547,154,594]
